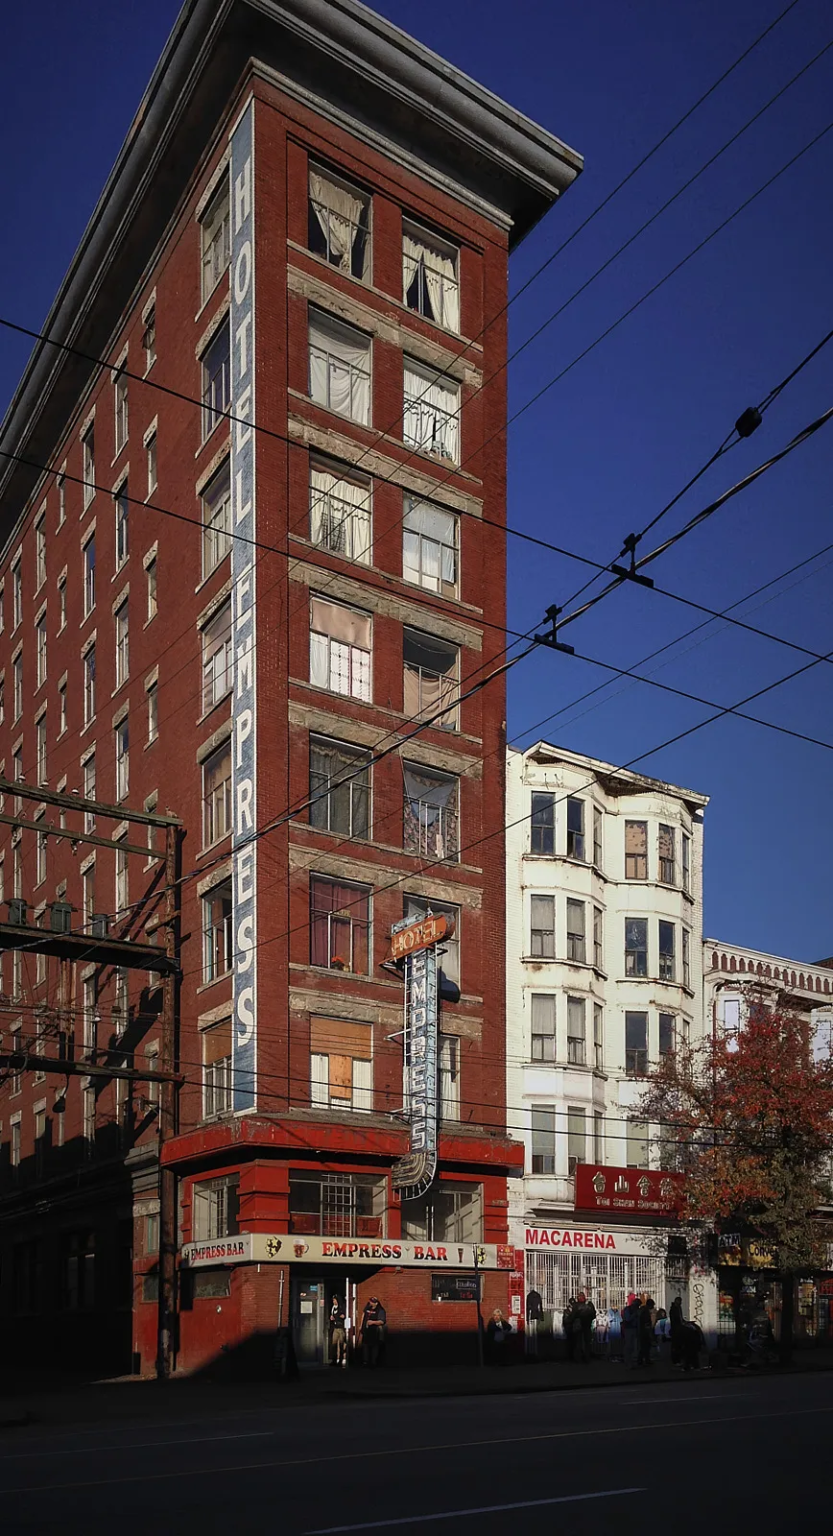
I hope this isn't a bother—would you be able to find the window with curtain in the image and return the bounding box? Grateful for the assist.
[309,596,371,701]
[402,220,459,332]
[403,763,458,861]
[201,598,233,711]
[567,997,586,1065]
[530,894,555,958]
[310,1016,373,1112]
[439,1034,460,1120]
[404,895,460,985]
[531,1107,556,1175]
[203,1019,233,1118]
[659,921,676,981]
[625,918,648,977]
[567,1106,586,1172]
[309,737,370,839]
[625,820,648,879]
[403,628,458,728]
[310,461,371,563]
[200,178,231,301]
[309,877,370,973]
[309,310,371,424]
[308,166,370,280]
[402,498,458,595]
[403,361,459,462]
[531,993,556,1062]
[658,823,676,884]
[566,900,586,963]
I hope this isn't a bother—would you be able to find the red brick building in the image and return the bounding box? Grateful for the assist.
[0,0,581,1375]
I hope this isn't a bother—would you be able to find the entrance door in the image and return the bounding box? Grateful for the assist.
[292,1276,327,1366]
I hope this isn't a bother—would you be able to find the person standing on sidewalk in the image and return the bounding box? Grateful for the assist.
[576,1291,596,1363]
[329,1295,347,1367]
[525,1287,543,1358]
[486,1307,513,1364]
[669,1294,684,1365]
[360,1296,387,1367]
[637,1295,656,1366]
[621,1292,639,1368]
[562,1297,579,1362]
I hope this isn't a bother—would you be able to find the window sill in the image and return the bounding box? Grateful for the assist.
[194,271,230,327]
[307,392,370,433]
[81,498,96,517]
[197,691,233,728]
[195,420,228,459]
[197,834,232,860]
[80,717,96,736]
[196,974,233,996]
[80,607,95,626]
[112,561,129,582]
[143,614,157,631]
[194,559,230,597]
[144,736,158,752]
[111,446,128,468]
[111,681,129,700]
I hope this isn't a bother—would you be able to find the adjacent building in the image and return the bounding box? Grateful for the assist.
[0,1,582,1373]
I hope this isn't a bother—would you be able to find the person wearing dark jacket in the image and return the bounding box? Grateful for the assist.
[360,1296,387,1367]
[680,1318,704,1371]
[329,1296,347,1366]
[486,1308,513,1364]
[621,1292,639,1368]
[637,1296,656,1366]
[562,1297,579,1362]
[525,1287,543,1357]
[576,1292,596,1363]
[669,1294,684,1365]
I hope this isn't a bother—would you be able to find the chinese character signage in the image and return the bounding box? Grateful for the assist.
[574,1164,684,1215]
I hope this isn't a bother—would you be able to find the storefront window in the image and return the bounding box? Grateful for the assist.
[192,1175,239,1241]
[289,1170,387,1238]
[400,1181,482,1244]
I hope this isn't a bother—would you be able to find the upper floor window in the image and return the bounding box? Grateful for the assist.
[531,1106,556,1175]
[202,879,232,983]
[310,461,371,564]
[114,601,129,688]
[309,310,370,425]
[310,1016,373,1113]
[530,894,555,958]
[625,917,648,978]
[146,429,158,497]
[202,740,231,846]
[626,1118,649,1169]
[114,483,129,569]
[35,514,46,590]
[36,613,47,687]
[192,1174,238,1241]
[530,792,555,855]
[12,653,23,720]
[682,832,691,894]
[309,737,369,840]
[403,361,459,463]
[439,1035,460,1121]
[401,1182,482,1244]
[593,1004,604,1069]
[659,921,676,982]
[625,819,647,879]
[82,424,95,508]
[403,628,458,729]
[531,993,556,1062]
[83,535,96,614]
[659,1012,676,1058]
[308,166,370,281]
[310,876,370,974]
[404,895,460,986]
[593,906,603,970]
[12,559,22,629]
[200,178,231,303]
[201,459,232,575]
[566,797,585,859]
[201,598,232,712]
[625,1012,648,1077]
[593,806,603,869]
[114,368,128,453]
[57,471,66,526]
[403,498,457,596]
[201,320,231,440]
[115,718,129,801]
[309,596,371,701]
[203,1020,232,1119]
[403,221,459,333]
[143,306,157,371]
[403,763,458,862]
[682,926,691,988]
[567,1106,587,1172]
[83,645,96,724]
[566,899,586,963]
[658,824,676,884]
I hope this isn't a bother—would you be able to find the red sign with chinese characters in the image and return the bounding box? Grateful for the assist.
[574,1164,684,1216]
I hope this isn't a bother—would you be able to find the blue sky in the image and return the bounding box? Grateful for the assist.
[1,0,831,961]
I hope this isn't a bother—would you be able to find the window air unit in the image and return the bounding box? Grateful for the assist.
[91,913,110,938]
[8,898,27,927]
[50,901,73,934]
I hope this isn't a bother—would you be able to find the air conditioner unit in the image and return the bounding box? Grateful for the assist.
[8,898,27,927]
[50,901,73,934]
[91,913,110,938]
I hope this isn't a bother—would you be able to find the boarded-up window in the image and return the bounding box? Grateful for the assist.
[310,1016,372,1111]
[203,1018,232,1064]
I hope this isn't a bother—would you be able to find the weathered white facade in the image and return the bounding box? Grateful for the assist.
[704,939,833,1054]
[506,742,710,1335]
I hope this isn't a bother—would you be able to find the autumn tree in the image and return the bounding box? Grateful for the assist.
[639,995,833,1361]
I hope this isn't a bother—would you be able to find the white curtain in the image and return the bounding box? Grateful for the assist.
[310,171,362,270]
[309,316,370,424]
[403,366,459,461]
[309,629,330,689]
[311,1053,329,1106]
[310,466,371,561]
[352,1056,373,1112]
[403,230,421,300]
[403,231,459,332]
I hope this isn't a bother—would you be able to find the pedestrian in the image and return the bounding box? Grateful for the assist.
[637,1295,656,1366]
[669,1293,684,1365]
[486,1307,512,1364]
[621,1291,639,1368]
[680,1318,704,1372]
[576,1291,596,1363]
[329,1295,347,1367]
[525,1287,543,1358]
[654,1307,671,1360]
[562,1297,579,1362]
[360,1295,387,1367]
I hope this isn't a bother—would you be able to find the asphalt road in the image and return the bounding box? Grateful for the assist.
[2,1372,831,1533]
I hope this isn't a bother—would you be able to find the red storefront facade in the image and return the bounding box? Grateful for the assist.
[0,1,580,1375]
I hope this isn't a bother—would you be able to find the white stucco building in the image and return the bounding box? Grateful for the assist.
[704,938,833,1049]
[506,742,710,1338]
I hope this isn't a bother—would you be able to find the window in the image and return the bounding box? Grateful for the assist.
[202,740,231,845]
[625,820,647,879]
[203,1020,233,1118]
[115,718,129,801]
[0,581,4,633]
[402,498,458,596]
[308,165,370,279]
[0,676,5,724]
[114,600,129,687]
[439,1034,460,1120]
[309,737,369,839]
[627,1119,650,1169]
[310,877,370,974]
[309,310,371,425]
[200,177,231,301]
[201,459,232,574]
[531,993,556,1062]
[593,806,604,868]
[723,996,741,1052]
[403,220,459,332]
[61,1231,96,1309]
[659,921,675,982]
[82,425,95,508]
[114,368,128,453]
[530,894,555,958]
[404,895,461,987]
[625,1012,648,1077]
[658,823,676,884]
[143,305,156,371]
[566,900,586,963]
[567,1106,586,1173]
[201,319,231,439]
[290,1170,387,1239]
[594,1111,604,1163]
[310,1016,373,1112]
[35,612,47,687]
[201,599,232,711]
[115,483,129,568]
[682,832,691,894]
[83,644,96,724]
[57,471,66,526]
[146,555,157,620]
[403,763,458,861]
[83,534,96,614]
[146,429,157,496]
[12,746,24,807]
[530,792,555,855]
[82,865,96,929]
[309,596,371,701]
[401,1182,482,1244]
[566,798,585,859]
[145,1043,160,1108]
[310,462,371,563]
[36,714,47,784]
[12,558,22,630]
[593,1004,604,1070]
[35,513,46,589]
[146,679,158,743]
[58,573,67,631]
[593,906,603,970]
[625,918,648,978]
[202,879,232,982]
[531,1106,556,1175]
[403,628,458,728]
[13,652,22,719]
[58,679,67,735]
[403,360,459,462]
[113,968,129,1035]
[567,997,586,1065]
[682,926,691,988]
[83,753,96,831]
[115,842,128,917]
[192,1174,239,1241]
[659,1012,676,1058]
[36,826,47,886]
[145,1213,159,1255]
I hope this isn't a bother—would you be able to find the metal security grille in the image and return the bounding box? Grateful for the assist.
[321,1173,353,1237]
[526,1250,667,1319]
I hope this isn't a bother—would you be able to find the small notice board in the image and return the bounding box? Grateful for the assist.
[431,1274,480,1303]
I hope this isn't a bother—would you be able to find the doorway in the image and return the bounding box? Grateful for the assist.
[290,1272,360,1366]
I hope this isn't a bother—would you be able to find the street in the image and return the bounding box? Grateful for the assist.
[2,1371,830,1533]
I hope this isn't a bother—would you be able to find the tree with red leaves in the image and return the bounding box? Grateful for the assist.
[639,995,833,1361]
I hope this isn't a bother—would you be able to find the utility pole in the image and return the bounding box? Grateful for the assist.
[156,821,180,1380]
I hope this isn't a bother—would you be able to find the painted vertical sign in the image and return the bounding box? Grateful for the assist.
[391,917,439,1199]
[230,101,257,1111]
